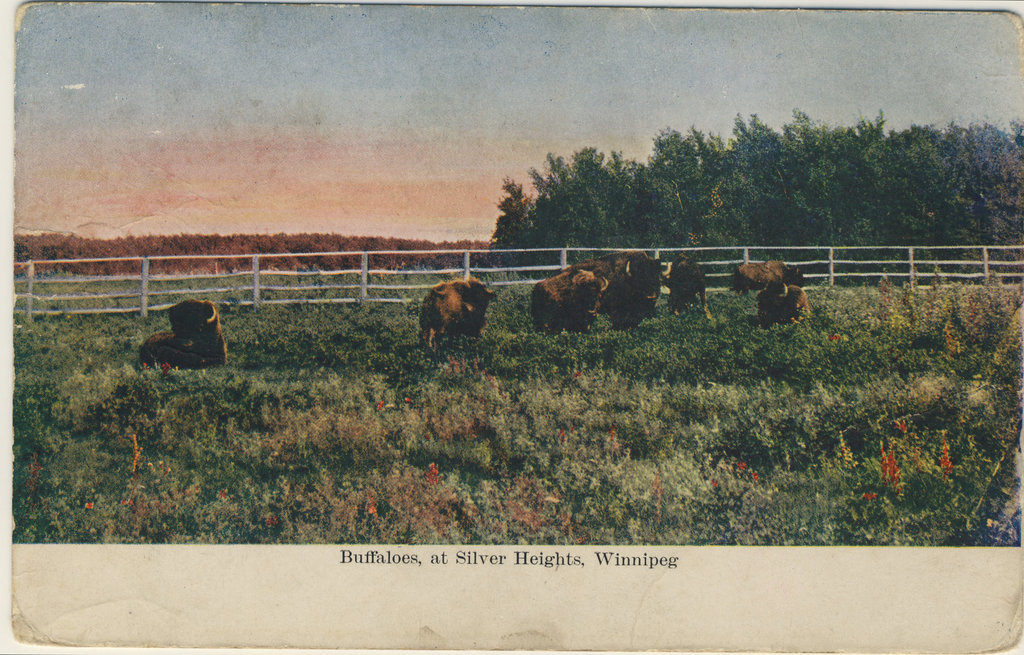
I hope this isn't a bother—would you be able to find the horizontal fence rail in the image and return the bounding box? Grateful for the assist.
[12,245,1023,318]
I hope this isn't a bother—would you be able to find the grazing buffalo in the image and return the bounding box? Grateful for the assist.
[419,277,495,349]
[663,253,710,318]
[756,280,811,328]
[732,260,805,294]
[531,268,609,334]
[140,299,227,369]
[570,251,661,329]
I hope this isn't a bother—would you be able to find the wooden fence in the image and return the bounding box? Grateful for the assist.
[12,245,1023,318]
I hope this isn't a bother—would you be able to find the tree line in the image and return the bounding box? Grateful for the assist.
[14,233,490,276]
[491,111,1024,250]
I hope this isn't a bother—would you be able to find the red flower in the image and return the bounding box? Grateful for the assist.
[426,462,440,486]
[894,419,908,434]
[218,489,228,500]
[828,334,841,341]
[265,515,279,527]
[573,371,582,378]
[84,502,94,509]
[711,480,719,488]
[737,461,747,471]
[940,439,954,480]
[404,397,412,404]
[558,428,566,443]
[376,400,384,411]
[751,472,758,482]
[863,492,878,500]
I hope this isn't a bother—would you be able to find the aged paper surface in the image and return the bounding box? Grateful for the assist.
[8,1,1024,652]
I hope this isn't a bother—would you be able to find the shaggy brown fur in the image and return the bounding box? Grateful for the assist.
[531,269,609,334]
[140,299,227,369]
[732,260,805,294]
[756,281,811,328]
[419,277,495,349]
[663,253,710,318]
[569,251,661,329]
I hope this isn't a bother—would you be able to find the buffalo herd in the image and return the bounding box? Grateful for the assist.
[140,253,811,364]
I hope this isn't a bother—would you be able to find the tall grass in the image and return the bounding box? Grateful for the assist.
[12,281,1021,545]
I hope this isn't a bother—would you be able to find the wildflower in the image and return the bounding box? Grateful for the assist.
[426,463,440,486]
[160,361,171,377]
[863,492,878,500]
[751,472,758,482]
[737,461,747,471]
[828,334,841,341]
[940,440,954,480]
[893,419,908,434]
[558,428,566,444]
[573,371,582,378]
[880,443,902,494]
[84,502,94,509]
[404,397,411,404]
[367,500,377,516]
[376,400,384,411]
[265,515,279,527]
[711,479,719,488]
[218,489,228,500]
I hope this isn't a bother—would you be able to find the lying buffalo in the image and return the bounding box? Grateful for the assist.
[663,253,710,318]
[140,299,227,369]
[531,268,609,334]
[419,277,495,349]
[732,260,804,294]
[569,251,660,329]
[756,280,811,328]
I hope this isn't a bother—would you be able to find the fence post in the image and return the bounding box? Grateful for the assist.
[982,247,990,282]
[828,248,835,286]
[743,248,750,264]
[140,258,149,318]
[360,252,368,301]
[559,248,567,269]
[908,247,916,288]
[25,261,34,321]
[463,251,471,280]
[252,254,261,308]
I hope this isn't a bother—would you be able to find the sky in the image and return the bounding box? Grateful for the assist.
[13,3,1024,242]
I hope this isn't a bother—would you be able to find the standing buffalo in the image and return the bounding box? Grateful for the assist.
[663,253,710,318]
[531,268,609,334]
[569,251,661,329]
[732,260,805,294]
[756,280,811,328]
[419,277,495,349]
[140,299,227,369]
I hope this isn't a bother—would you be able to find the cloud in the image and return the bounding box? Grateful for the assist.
[61,83,85,90]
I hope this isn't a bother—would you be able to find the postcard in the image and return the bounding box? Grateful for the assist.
[9,2,1023,651]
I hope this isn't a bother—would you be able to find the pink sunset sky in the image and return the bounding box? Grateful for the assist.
[14,4,1024,242]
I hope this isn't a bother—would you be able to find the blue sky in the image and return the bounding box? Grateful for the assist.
[13,3,1024,240]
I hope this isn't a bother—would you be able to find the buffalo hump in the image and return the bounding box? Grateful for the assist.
[531,268,607,334]
[732,260,804,294]
[419,277,495,349]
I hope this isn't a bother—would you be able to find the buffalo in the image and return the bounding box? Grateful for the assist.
[732,260,805,294]
[756,280,811,328]
[419,277,495,349]
[140,299,227,369]
[531,268,609,334]
[569,251,661,329]
[663,253,710,318]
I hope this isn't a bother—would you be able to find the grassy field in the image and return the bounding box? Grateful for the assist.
[12,279,1022,545]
